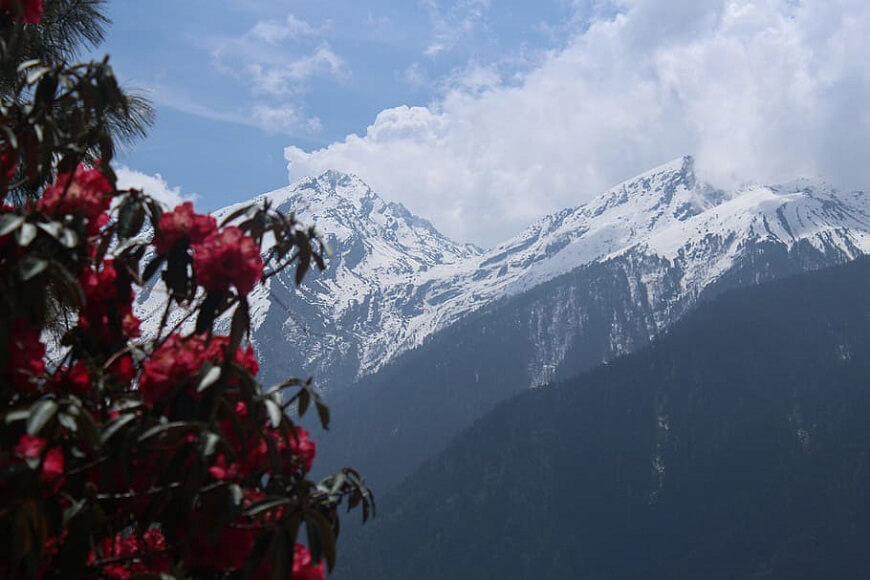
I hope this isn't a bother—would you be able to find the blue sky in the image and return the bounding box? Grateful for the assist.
[101,1,581,211]
[101,1,870,246]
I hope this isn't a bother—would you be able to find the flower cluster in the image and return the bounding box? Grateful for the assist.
[0,0,42,24]
[192,226,264,295]
[88,529,170,579]
[0,150,15,180]
[186,520,323,580]
[78,260,141,348]
[37,165,113,235]
[139,333,258,408]
[153,201,216,254]
[5,319,45,392]
[210,403,317,482]
[293,543,326,580]
[14,434,63,491]
[0,16,365,577]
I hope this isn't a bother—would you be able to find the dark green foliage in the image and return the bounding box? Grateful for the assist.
[0,1,109,92]
[337,257,870,579]
[0,0,152,199]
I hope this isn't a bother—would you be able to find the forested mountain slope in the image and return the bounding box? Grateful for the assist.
[337,257,870,580]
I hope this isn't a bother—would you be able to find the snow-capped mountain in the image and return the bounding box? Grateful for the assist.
[139,156,870,391]
[310,156,870,493]
[195,170,481,389]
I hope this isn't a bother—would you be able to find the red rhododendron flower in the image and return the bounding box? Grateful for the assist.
[42,447,64,490]
[290,427,317,473]
[153,202,217,254]
[88,529,170,578]
[208,454,240,481]
[77,261,141,346]
[293,544,325,580]
[110,354,136,384]
[0,0,43,24]
[68,361,91,394]
[6,318,46,392]
[0,150,15,180]
[139,334,259,408]
[193,227,263,295]
[15,435,64,490]
[204,335,259,376]
[49,360,91,395]
[37,164,112,234]
[260,425,317,474]
[121,310,141,338]
[187,523,254,572]
[79,260,119,303]
[139,334,203,407]
[250,543,325,580]
[14,434,44,458]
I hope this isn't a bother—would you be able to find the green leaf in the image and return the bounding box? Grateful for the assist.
[195,291,222,334]
[5,409,29,423]
[265,399,283,429]
[141,255,165,282]
[316,400,331,431]
[36,221,61,238]
[304,509,337,572]
[34,73,58,107]
[219,203,256,227]
[100,413,136,445]
[230,484,243,506]
[228,298,250,356]
[243,498,292,518]
[197,364,222,393]
[118,199,145,239]
[19,256,48,281]
[241,530,274,580]
[59,228,78,248]
[62,500,86,527]
[57,412,77,432]
[0,214,24,236]
[138,421,192,443]
[202,431,220,458]
[17,59,43,73]
[298,388,311,417]
[24,65,51,85]
[27,400,58,435]
[16,222,37,246]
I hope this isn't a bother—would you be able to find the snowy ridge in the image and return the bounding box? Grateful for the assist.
[398,157,870,354]
[139,157,870,390]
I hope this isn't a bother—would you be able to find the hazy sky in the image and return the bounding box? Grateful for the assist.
[105,1,870,247]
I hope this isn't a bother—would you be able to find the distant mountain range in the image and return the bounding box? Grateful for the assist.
[140,155,870,394]
[136,155,870,577]
[334,257,870,579]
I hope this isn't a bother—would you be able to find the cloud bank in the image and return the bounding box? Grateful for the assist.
[286,0,870,247]
[115,167,196,209]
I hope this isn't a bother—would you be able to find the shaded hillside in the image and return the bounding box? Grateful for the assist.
[338,257,870,579]
[316,240,851,494]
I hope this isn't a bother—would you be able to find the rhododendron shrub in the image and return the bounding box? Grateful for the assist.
[0,0,42,25]
[0,7,372,580]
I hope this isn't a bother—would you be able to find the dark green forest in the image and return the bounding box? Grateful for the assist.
[335,257,870,579]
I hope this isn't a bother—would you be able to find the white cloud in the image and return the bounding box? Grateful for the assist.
[115,167,196,209]
[404,62,428,87]
[252,104,322,135]
[423,0,492,57]
[210,15,347,98]
[286,0,870,247]
[250,14,321,44]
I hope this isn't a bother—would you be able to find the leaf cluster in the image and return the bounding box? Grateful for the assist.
[0,14,372,580]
